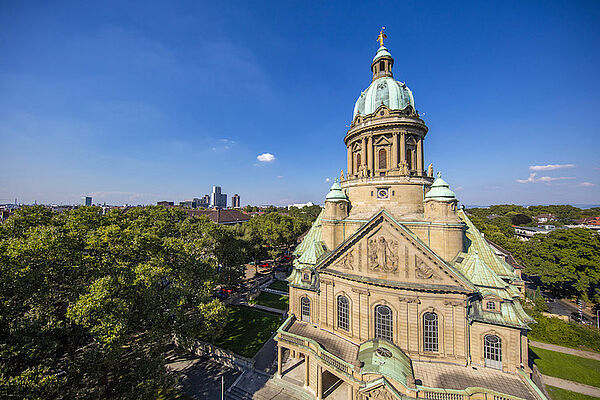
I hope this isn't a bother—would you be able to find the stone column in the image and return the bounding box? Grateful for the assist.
[417,138,423,174]
[317,366,323,399]
[347,146,352,178]
[392,132,398,170]
[367,136,373,176]
[304,355,309,386]
[277,345,283,377]
[347,383,354,400]
[361,138,367,168]
[400,132,406,167]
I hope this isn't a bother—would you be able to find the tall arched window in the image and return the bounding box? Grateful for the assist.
[375,305,393,342]
[423,312,438,352]
[378,149,387,170]
[301,297,311,323]
[379,60,385,73]
[406,149,413,170]
[356,153,361,173]
[337,295,350,331]
[484,334,502,369]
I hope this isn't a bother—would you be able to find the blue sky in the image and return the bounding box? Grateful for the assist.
[1,1,599,207]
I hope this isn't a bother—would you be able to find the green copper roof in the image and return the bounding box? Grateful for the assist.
[325,179,348,201]
[372,45,392,62]
[288,209,329,290]
[353,77,415,118]
[425,172,456,202]
[359,339,414,388]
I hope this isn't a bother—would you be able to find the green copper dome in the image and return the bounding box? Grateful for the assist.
[425,172,456,202]
[372,45,392,63]
[353,77,414,118]
[325,179,348,201]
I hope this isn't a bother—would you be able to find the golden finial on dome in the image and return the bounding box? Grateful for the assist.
[377,27,387,46]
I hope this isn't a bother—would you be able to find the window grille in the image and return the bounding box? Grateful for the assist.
[486,301,496,310]
[484,334,502,368]
[378,149,387,169]
[301,297,311,323]
[424,312,438,352]
[375,305,393,342]
[337,296,350,331]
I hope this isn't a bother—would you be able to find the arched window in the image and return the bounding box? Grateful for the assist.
[337,295,350,331]
[378,149,387,169]
[301,297,311,323]
[484,334,502,369]
[356,153,361,172]
[423,312,438,352]
[379,60,385,73]
[406,149,413,170]
[375,305,393,342]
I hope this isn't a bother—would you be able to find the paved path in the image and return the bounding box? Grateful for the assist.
[242,301,287,315]
[530,340,600,361]
[542,374,600,397]
[262,287,289,296]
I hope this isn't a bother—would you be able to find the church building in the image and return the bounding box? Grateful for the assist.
[275,30,545,400]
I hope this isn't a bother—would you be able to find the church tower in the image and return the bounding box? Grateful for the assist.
[342,34,433,221]
[276,29,537,400]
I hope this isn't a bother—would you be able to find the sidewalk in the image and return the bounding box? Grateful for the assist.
[530,340,600,361]
[542,375,600,398]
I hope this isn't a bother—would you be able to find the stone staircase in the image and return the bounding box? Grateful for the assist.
[225,385,255,400]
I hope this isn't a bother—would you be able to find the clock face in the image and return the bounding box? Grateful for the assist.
[377,188,389,199]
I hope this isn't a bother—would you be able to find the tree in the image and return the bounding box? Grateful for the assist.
[511,213,532,226]
[0,206,231,399]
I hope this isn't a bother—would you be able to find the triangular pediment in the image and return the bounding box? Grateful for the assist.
[374,135,392,146]
[352,142,362,152]
[318,210,473,292]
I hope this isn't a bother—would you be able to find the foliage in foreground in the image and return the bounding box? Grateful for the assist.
[0,206,246,399]
[467,205,600,305]
[527,310,600,352]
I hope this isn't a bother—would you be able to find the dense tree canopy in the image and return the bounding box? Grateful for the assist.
[0,206,244,399]
[467,205,600,306]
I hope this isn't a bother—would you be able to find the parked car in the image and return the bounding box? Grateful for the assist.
[258,261,271,269]
[277,255,292,264]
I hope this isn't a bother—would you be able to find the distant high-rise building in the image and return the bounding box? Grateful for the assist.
[157,201,174,207]
[81,196,92,206]
[211,186,227,208]
[232,194,241,208]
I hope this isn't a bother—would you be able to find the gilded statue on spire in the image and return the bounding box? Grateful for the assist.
[377,27,387,46]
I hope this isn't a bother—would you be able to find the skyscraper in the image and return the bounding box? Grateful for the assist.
[81,196,92,206]
[232,194,241,208]
[210,186,227,208]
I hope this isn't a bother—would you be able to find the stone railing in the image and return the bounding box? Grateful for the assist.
[173,336,254,371]
[416,386,531,400]
[276,316,356,379]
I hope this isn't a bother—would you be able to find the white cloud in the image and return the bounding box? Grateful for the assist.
[516,173,575,184]
[257,153,276,163]
[277,175,284,179]
[578,182,596,187]
[454,186,464,191]
[529,164,576,171]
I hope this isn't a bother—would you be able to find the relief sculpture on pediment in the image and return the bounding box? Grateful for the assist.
[335,249,354,270]
[415,255,436,279]
[359,387,397,400]
[368,236,398,273]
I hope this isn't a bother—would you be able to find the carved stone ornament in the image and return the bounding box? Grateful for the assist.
[335,249,354,270]
[415,256,435,279]
[368,236,398,272]
[359,387,397,400]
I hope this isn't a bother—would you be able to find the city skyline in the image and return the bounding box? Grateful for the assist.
[1,1,599,206]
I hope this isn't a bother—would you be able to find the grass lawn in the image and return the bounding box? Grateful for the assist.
[252,291,289,310]
[530,346,600,388]
[268,280,289,293]
[212,306,283,358]
[546,385,598,400]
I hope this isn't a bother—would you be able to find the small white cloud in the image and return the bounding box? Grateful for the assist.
[579,182,596,187]
[529,164,576,171]
[325,178,331,182]
[516,172,575,184]
[277,175,284,179]
[257,153,276,163]
[454,186,464,191]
